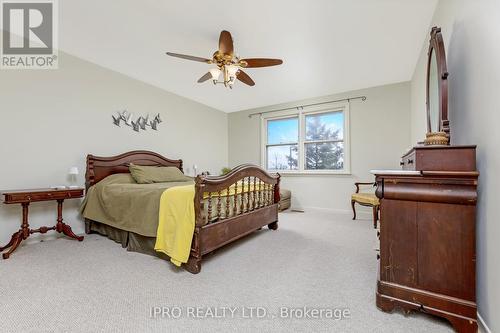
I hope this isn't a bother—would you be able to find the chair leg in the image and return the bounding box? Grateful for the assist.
[372,206,378,229]
[351,200,357,220]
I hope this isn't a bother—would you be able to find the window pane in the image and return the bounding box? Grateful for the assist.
[267,145,298,170]
[305,112,343,141]
[267,117,298,145]
[304,142,344,170]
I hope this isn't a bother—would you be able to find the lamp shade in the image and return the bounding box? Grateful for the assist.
[209,68,221,81]
[226,65,239,77]
[68,167,79,175]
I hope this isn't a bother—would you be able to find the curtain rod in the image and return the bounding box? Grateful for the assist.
[248,95,367,118]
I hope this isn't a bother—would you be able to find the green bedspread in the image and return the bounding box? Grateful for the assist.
[80,173,194,237]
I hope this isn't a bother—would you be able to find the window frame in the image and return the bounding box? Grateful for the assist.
[264,115,300,171]
[261,101,351,175]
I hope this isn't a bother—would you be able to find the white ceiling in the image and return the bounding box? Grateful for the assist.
[59,0,437,112]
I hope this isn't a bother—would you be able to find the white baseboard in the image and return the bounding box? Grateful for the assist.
[478,313,491,333]
[293,206,373,219]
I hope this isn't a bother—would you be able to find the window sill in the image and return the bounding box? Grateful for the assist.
[267,170,352,176]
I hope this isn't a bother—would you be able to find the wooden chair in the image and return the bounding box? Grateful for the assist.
[351,182,380,228]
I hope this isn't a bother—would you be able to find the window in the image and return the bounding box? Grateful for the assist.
[262,102,350,174]
[304,112,344,170]
[265,117,299,170]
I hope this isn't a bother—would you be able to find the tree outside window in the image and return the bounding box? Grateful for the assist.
[304,112,344,170]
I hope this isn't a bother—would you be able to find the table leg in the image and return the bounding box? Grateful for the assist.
[2,231,23,259]
[21,202,30,239]
[2,203,30,259]
[56,199,84,241]
[0,231,18,252]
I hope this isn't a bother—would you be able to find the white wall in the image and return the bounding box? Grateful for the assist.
[228,82,411,214]
[0,52,228,245]
[410,0,500,331]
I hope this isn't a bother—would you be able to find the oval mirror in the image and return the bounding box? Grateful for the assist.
[425,27,450,145]
[428,49,440,133]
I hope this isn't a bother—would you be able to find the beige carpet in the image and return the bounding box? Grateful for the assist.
[0,210,454,333]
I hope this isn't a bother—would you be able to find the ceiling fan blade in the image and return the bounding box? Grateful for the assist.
[197,72,212,83]
[219,30,234,55]
[241,58,283,68]
[236,70,255,86]
[166,52,211,63]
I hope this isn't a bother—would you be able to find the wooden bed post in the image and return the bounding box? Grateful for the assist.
[268,173,281,230]
[84,155,95,234]
[185,228,202,274]
[185,175,205,274]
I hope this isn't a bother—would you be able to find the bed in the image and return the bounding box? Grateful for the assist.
[82,150,281,274]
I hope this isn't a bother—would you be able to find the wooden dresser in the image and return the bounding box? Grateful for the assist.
[373,145,478,333]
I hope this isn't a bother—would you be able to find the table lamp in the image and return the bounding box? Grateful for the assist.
[68,167,79,189]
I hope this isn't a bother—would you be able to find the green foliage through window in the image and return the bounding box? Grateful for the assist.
[304,112,344,170]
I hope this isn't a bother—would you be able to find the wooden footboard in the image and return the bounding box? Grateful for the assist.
[185,164,280,274]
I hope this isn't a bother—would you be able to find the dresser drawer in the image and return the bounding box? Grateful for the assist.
[3,189,83,203]
[400,151,416,170]
[400,145,476,171]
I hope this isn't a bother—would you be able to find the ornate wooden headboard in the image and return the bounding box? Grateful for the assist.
[85,150,183,189]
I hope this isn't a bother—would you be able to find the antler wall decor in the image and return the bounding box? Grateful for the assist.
[112,110,163,132]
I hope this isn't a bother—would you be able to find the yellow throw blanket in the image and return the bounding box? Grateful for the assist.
[154,185,196,267]
[154,182,273,267]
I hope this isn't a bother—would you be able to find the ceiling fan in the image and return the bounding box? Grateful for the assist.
[166,30,283,89]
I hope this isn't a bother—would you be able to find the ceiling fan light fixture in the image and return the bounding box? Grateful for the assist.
[226,64,239,85]
[166,30,283,89]
[226,64,239,77]
[209,68,221,82]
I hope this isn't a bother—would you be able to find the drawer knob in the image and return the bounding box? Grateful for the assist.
[400,161,404,166]
[408,159,414,164]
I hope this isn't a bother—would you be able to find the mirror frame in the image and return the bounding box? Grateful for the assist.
[426,27,450,142]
